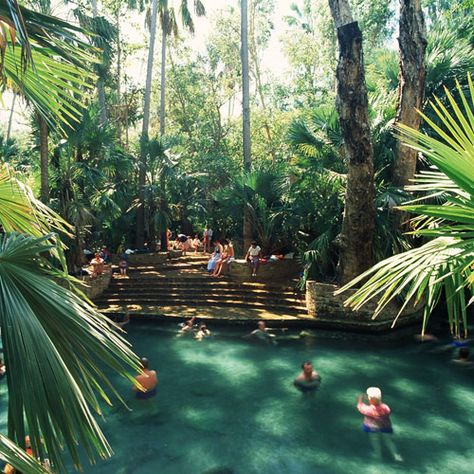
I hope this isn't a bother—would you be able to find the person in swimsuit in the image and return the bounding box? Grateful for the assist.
[195,324,211,341]
[293,361,321,393]
[357,387,402,462]
[452,347,472,366]
[133,357,158,400]
[245,321,276,344]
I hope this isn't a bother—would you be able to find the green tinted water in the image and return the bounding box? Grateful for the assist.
[4,321,474,473]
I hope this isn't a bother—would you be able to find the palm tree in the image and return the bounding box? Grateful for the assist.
[241,0,252,253]
[0,4,140,472]
[338,77,474,337]
[155,0,205,250]
[136,0,159,248]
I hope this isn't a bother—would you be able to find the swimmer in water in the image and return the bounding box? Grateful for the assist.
[246,321,276,344]
[357,387,402,462]
[195,324,211,341]
[178,316,197,336]
[293,361,321,393]
[133,357,158,400]
[452,347,472,366]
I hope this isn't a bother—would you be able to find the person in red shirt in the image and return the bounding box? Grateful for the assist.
[357,387,402,462]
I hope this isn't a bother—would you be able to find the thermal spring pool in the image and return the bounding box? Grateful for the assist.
[5,321,474,474]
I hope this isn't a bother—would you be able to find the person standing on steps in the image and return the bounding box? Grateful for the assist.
[245,241,261,277]
[203,225,213,253]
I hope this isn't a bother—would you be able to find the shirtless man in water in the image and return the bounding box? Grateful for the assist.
[247,320,276,343]
[294,361,321,393]
[133,357,158,400]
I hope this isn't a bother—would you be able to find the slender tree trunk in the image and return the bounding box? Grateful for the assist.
[159,7,167,137]
[248,1,275,162]
[241,0,252,254]
[6,93,16,141]
[116,5,122,144]
[136,0,159,248]
[158,8,168,251]
[328,0,375,284]
[91,0,107,126]
[38,114,49,203]
[392,0,427,187]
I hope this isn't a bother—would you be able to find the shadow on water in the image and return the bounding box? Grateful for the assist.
[76,322,474,473]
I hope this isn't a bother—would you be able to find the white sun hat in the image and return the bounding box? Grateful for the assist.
[366,387,382,400]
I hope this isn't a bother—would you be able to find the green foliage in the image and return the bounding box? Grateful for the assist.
[338,78,474,336]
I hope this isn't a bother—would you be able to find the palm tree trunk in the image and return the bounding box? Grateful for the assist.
[91,0,107,126]
[38,114,49,203]
[6,93,16,141]
[136,0,159,248]
[328,0,375,284]
[116,5,122,144]
[241,0,252,254]
[158,9,168,251]
[392,0,427,187]
[159,9,167,137]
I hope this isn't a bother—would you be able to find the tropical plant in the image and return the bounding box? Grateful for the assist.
[0,164,141,472]
[0,0,96,131]
[338,77,474,337]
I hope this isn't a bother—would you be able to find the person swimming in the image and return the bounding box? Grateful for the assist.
[357,387,402,462]
[293,361,321,393]
[195,324,211,341]
[246,321,276,343]
[453,347,472,366]
[133,357,158,400]
[178,316,197,336]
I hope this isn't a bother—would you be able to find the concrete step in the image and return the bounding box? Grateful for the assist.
[110,278,297,290]
[98,293,304,306]
[97,297,306,313]
[102,287,301,298]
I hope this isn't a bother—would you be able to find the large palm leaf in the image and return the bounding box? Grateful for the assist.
[0,233,141,471]
[337,76,474,336]
[0,0,97,130]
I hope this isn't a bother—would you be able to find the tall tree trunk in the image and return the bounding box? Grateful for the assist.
[328,0,375,284]
[248,0,275,162]
[158,9,168,251]
[38,114,49,203]
[136,0,159,248]
[392,0,427,187]
[116,5,122,144]
[159,7,167,137]
[241,0,252,254]
[91,0,107,126]
[6,93,16,141]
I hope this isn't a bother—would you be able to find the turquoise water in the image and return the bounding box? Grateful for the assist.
[3,321,474,473]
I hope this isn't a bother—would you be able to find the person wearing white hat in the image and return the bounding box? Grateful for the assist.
[357,387,402,462]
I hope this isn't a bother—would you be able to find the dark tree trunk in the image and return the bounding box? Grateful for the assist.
[38,114,49,203]
[329,0,376,284]
[392,0,427,187]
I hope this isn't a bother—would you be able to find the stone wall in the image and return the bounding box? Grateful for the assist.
[81,266,112,300]
[223,258,301,281]
[306,280,421,328]
[112,252,169,265]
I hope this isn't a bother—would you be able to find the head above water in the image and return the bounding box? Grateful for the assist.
[459,347,469,360]
[301,361,313,373]
[258,320,266,330]
[141,357,149,369]
[366,386,382,403]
